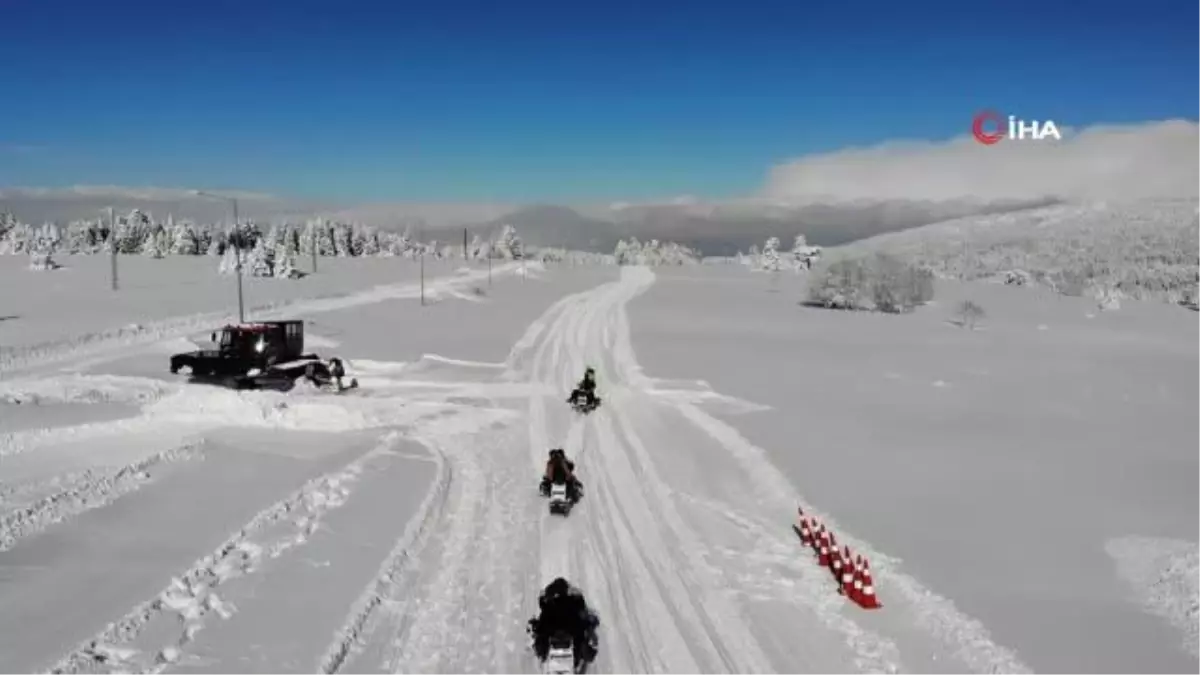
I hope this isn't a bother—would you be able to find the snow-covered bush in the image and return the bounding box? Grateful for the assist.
[807,253,934,313]
[1004,269,1032,286]
[1092,284,1123,312]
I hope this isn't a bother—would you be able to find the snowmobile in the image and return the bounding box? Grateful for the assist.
[304,357,359,393]
[568,393,600,414]
[547,482,572,516]
[567,368,601,414]
[544,631,579,674]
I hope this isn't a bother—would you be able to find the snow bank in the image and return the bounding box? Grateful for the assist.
[1107,536,1200,658]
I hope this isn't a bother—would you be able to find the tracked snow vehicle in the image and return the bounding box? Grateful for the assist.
[169,320,356,391]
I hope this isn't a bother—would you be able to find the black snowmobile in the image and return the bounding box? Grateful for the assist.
[567,368,601,414]
[540,449,582,516]
[304,357,359,393]
[528,577,599,674]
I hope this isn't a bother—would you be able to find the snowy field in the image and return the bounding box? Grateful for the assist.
[1,258,1196,673]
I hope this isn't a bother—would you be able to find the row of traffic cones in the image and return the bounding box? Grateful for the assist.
[792,507,880,609]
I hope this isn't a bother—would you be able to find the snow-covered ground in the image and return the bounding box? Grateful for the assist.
[629,265,1199,673]
[1,258,1196,673]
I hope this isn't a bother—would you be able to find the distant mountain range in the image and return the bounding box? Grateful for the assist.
[0,186,1059,256]
[451,198,1060,255]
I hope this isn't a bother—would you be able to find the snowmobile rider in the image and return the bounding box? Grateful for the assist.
[328,357,346,390]
[527,577,600,665]
[541,448,582,502]
[568,367,598,407]
[305,358,349,391]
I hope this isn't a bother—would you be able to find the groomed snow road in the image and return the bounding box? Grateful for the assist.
[2,265,1031,673]
[334,266,1029,674]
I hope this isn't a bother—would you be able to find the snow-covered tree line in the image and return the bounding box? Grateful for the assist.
[735,233,822,272]
[612,238,701,266]
[0,211,539,276]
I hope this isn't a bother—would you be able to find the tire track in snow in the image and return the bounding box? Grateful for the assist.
[46,430,411,674]
[614,265,1031,674]
[0,414,197,459]
[594,266,911,673]
[666,400,1030,674]
[0,262,528,378]
[0,374,179,406]
[317,440,452,674]
[523,269,761,673]
[0,443,204,552]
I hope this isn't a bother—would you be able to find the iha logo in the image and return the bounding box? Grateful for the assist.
[972,110,1062,145]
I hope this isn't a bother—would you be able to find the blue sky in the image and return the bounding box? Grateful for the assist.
[1,0,1195,202]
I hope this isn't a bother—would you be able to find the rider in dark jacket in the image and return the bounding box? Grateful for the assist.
[568,367,598,407]
[540,449,582,501]
[528,577,599,664]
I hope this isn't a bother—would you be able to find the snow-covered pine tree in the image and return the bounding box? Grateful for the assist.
[2,222,32,255]
[349,224,367,257]
[613,239,630,265]
[171,219,199,255]
[333,223,353,257]
[218,245,242,275]
[261,223,281,255]
[285,223,301,255]
[28,223,61,270]
[273,240,297,278]
[206,230,224,256]
[141,224,167,258]
[790,233,820,271]
[760,237,782,272]
[362,226,381,256]
[63,220,92,254]
[496,224,522,259]
[247,236,274,277]
[468,234,485,260]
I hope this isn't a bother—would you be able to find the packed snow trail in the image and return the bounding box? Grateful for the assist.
[5,265,1032,673]
[340,266,1028,673]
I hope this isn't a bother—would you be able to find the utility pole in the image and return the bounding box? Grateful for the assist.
[108,206,118,291]
[488,252,492,287]
[233,197,244,322]
[462,227,468,260]
[192,191,245,323]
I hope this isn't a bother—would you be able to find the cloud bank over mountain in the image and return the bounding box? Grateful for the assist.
[762,119,1198,203]
[3,119,1194,254]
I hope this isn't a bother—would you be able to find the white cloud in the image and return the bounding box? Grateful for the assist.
[761,119,1199,204]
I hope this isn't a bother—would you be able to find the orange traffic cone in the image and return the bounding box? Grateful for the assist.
[817,529,831,567]
[811,522,825,553]
[828,535,843,581]
[793,514,812,546]
[847,554,865,603]
[853,559,881,610]
[839,546,856,597]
